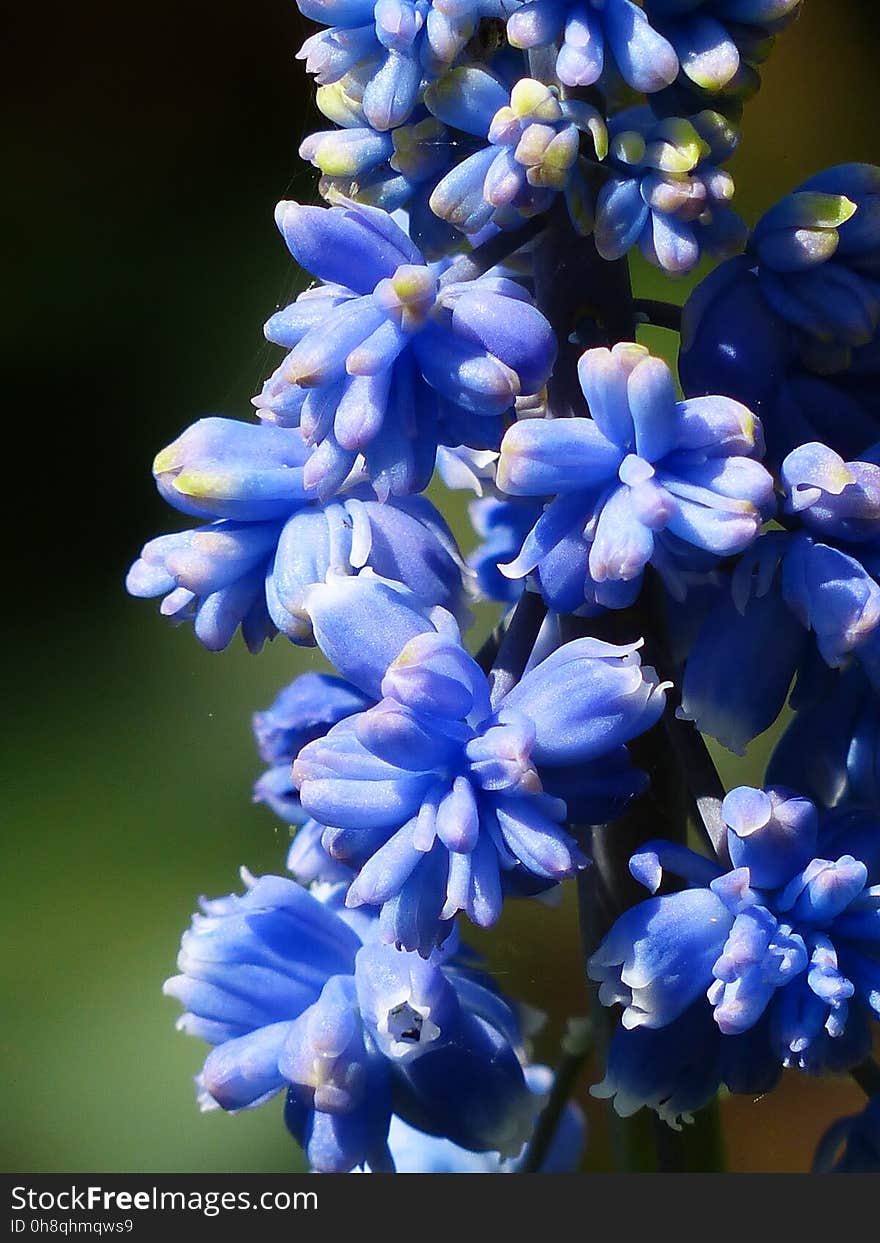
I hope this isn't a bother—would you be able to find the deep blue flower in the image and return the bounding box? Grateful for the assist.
[165,871,539,1172]
[768,666,880,813]
[496,343,773,613]
[125,416,467,650]
[593,999,781,1128]
[358,1066,585,1171]
[814,1095,880,1173]
[681,443,880,751]
[594,107,745,274]
[253,199,556,499]
[589,786,880,1075]
[295,0,510,131]
[644,0,803,95]
[293,570,667,953]
[425,69,606,235]
[469,495,545,603]
[750,165,880,374]
[506,0,679,95]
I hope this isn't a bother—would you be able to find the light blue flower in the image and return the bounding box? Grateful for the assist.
[594,107,745,273]
[293,570,667,952]
[506,0,679,94]
[496,342,773,613]
[295,0,510,131]
[254,199,556,499]
[425,70,606,235]
[165,871,539,1172]
[589,786,880,1074]
[125,417,467,649]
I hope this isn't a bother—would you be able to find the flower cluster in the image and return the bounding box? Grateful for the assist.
[590,785,880,1123]
[127,0,880,1176]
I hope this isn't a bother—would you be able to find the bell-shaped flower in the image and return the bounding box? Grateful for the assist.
[126,416,467,650]
[166,870,541,1172]
[506,0,679,95]
[594,107,745,274]
[294,571,667,953]
[426,70,606,235]
[254,199,556,499]
[496,342,774,613]
[589,787,880,1076]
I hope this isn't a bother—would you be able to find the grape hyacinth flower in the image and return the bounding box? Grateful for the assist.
[680,443,880,751]
[496,342,774,613]
[295,0,510,131]
[469,494,546,603]
[164,871,539,1172]
[505,0,679,95]
[425,70,606,235]
[643,0,803,95]
[293,571,667,953]
[589,786,880,1074]
[594,107,745,273]
[125,417,466,649]
[592,999,781,1128]
[359,1067,585,1171]
[254,199,556,499]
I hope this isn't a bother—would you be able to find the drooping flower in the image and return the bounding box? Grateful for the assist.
[425,70,606,235]
[589,786,880,1077]
[294,0,510,131]
[125,417,466,650]
[643,0,803,95]
[506,0,679,95]
[293,570,667,953]
[496,342,774,614]
[253,199,556,499]
[592,999,781,1129]
[594,107,745,274]
[358,1066,585,1171]
[165,871,539,1172]
[680,443,880,752]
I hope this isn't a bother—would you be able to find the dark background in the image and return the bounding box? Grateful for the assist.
[3,1,878,1171]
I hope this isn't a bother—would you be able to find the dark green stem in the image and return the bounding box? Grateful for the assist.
[488,589,547,708]
[520,1020,592,1173]
[438,215,549,287]
[633,298,683,334]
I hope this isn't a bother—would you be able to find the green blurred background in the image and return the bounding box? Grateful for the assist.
[3,0,879,1173]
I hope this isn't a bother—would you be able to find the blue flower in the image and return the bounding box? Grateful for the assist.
[252,673,373,883]
[644,0,803,95]
[681,444,880,751]
[125,417,466,650]
[814,1095,880,1173]
[506,0,679,95]
[295,0,509,131]
[589,786,880,1075]
[165,871,539,1172]
[496,343,773,613]
[679,259,880,471]
[750,165,880,373]
[293,570,667,953]
[594,108,745,273]
[768,667,880,812]
[358,1066,585,1171]
[425,70,606,235]
[469,495,546,603]
[593,999,781,1128]
[253,199,556,499]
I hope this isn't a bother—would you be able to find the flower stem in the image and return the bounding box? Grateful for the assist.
[633,298,683,333]
[520,1019,592,1173]
[851,1056,880,1099]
